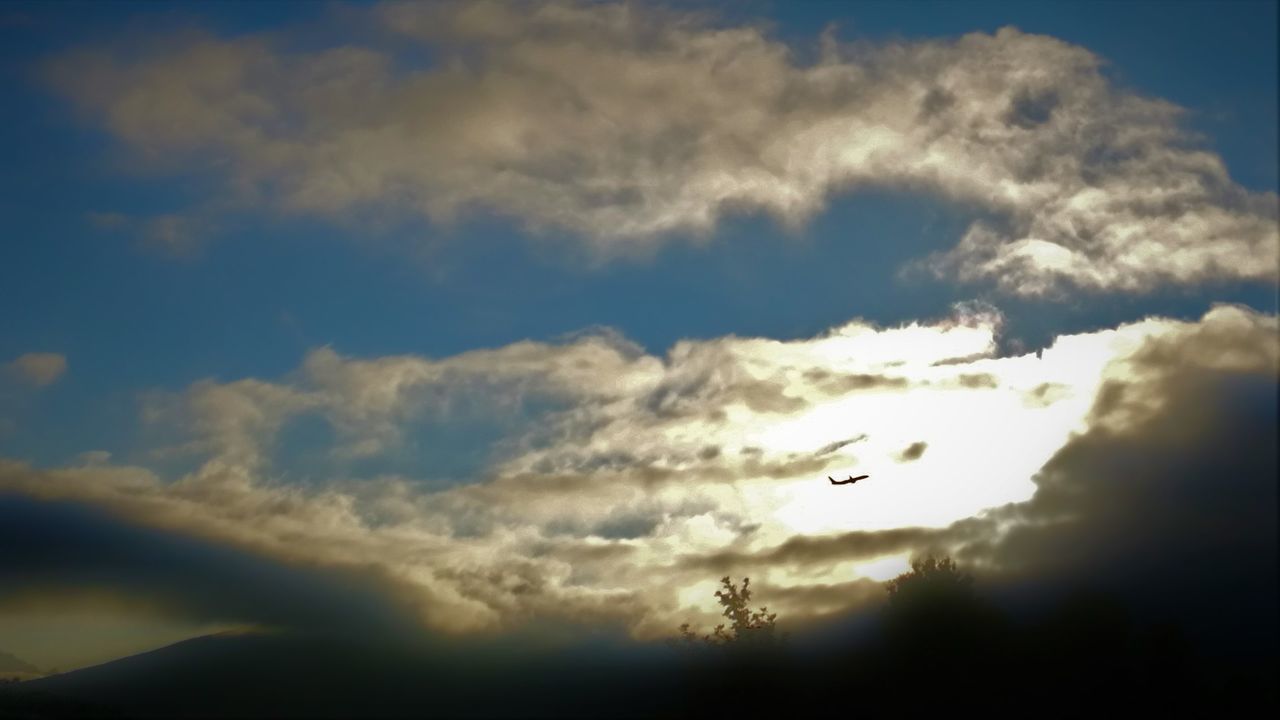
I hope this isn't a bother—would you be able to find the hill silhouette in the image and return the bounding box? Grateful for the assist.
[6,558,1276,718]
[0,649,41,681]
[9,629,688,719]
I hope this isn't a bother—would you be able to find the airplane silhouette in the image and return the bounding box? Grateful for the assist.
[829,474,869,485]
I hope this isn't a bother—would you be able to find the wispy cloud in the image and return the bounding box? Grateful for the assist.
[4,353,67,388]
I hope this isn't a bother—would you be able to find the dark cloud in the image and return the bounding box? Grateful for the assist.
[741,455,832,480]
[531,540,637,565]
[479,447,832,513]
[809,372,910,395]
[958,359,1278,655]
[755,578,885,622]
[0,495,421,637]
[516,451,838,491]
[917,86,956,119]
[681,519,991,574]
[895,441,928,462]
[815,435,868,456]
[1006,88,1060,128]
[953,373,998,389]
[1022,382,1070,408]
[592,514,661,540]
[931,352,995,366]
[643,375,805,419]
[564,450,639,473]
[734,380,808,414]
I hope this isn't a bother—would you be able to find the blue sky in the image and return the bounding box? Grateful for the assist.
[0,1,1276,672]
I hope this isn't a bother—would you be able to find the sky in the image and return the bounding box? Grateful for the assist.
[0,0,1276,674]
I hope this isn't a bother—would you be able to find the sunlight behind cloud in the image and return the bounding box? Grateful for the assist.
[4,305,1270,640]
[853,554,912,582]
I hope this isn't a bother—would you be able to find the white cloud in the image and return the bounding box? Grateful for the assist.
[4,353,67,388]
[46,2,1277,294]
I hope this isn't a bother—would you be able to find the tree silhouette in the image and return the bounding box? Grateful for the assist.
[877,554,1013,704]
[669,576,792,716]
[884,555,976,611]
[673,576,781,653]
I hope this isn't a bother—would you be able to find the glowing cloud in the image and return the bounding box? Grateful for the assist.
[3,305,1271,639]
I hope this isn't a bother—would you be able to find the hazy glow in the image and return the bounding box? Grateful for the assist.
[768,342,1118,535]
[0,606,247,673]
[854,554,913,582]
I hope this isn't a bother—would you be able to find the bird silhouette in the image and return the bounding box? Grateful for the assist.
[829,474,869,485]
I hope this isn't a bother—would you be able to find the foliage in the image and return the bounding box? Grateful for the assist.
[880,554,1010,672]
[884,555,975,610]
[672,576,782,653]
[668,576,792,716]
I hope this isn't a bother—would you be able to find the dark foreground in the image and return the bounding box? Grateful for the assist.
[3,598,1275,720]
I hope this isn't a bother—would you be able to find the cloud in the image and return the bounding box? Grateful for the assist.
[4,353,67,387]
[45,2,1277,293]
[806,371,910,395]
[681,523,963,574]
[751,577,885,622]
[666,304,1280,635]
[954,306,1278,650]
[894,441,927,462]
[814,434,867,456]
[0,493,424,637]
[0,306,1035,635]
[142,378,322,469]
[0,305,1274,641]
